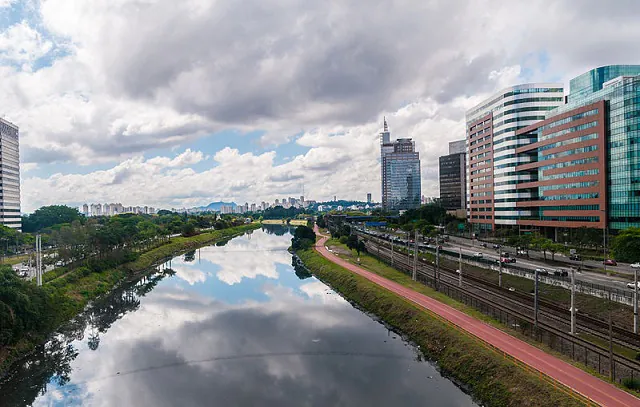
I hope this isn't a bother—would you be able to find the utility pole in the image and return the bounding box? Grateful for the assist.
[458,246,463,287]
[406,231,411,265]
[602,215,607,275]
[390,237,394,267]
[635,268,639,334]
[534,268,539,329]
[570,267,576,335]
[609,291,614,382]
[36,234,42,286]
[412,229,418,281]
[435,235,440,291]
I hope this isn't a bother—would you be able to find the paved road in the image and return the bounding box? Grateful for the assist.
[444,236,631,290]
[315,226,640,407]
[363,228,633,291]
[449,234,636,275]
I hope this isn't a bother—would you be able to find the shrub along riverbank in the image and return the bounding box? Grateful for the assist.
[0,223,260,376]
[296,247,585,407]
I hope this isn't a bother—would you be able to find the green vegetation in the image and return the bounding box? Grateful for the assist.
[261,205,309,220]
[290,225,316,251]
[611,228,640,263]
[296,247,585,407]
[125,224,258,271]
[21,205,83,233]
[0,222,259,375]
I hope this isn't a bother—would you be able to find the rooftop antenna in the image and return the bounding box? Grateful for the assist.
[383,116,388,132]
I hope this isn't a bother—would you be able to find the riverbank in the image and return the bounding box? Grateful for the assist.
[296,247,586,407]
[0,223,260,377]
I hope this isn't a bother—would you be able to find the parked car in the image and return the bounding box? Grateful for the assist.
[554,269,569,277]
[627,282,640,289]
[631,262,640,269]
[499,257,515,264]
[481,243,487,248]
[535,268,549,276]
[472,252,483,258]
[492,244,500,249]
[569,254,581,261]
[517,249,528,256]
[603,259,618,266]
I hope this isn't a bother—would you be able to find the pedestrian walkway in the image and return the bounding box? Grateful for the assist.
[314,226,640,407]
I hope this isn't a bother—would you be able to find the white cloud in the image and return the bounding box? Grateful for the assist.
[1,0,639,209]
[0,20,52,64]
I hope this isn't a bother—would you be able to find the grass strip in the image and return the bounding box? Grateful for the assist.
[297,247,591,407]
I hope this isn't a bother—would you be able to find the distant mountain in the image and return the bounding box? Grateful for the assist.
[200,201,237,211]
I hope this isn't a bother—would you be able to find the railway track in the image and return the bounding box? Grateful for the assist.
[359,234,640,353]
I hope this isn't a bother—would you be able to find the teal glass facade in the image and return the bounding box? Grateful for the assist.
[556,65,640,230]
[568,65,640,103]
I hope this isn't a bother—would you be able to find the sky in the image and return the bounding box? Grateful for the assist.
[2,0,640,212]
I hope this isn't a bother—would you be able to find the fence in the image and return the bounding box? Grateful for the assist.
[362,237,640,384]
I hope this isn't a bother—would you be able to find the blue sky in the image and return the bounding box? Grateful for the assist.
[0,0,636,212]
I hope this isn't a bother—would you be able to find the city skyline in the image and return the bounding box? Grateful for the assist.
[1,2,639,213]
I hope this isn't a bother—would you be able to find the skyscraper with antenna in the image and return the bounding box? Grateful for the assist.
[380,118,421,210]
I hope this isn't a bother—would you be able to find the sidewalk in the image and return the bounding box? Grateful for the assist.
[314,226,640,407]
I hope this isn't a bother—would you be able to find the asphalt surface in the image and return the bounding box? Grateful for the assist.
[446,235,634,291]
[362,229,635,292]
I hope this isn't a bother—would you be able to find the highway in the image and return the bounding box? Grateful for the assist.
[360,228,634,292]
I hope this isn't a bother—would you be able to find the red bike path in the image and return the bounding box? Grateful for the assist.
[313,228,640,407]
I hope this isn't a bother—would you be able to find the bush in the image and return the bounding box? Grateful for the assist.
[292,226,316,251]
[339,236,348,244]
[623,377,640,390]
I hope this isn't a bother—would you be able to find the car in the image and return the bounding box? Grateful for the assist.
[627,282,640,289]
[603,259,618,266]
[554,269,569,277]
[535,268,549,276]
[472,252,483,258]
[480,243,488,248]
[499,257,515,264]
[517,249,528,256]
[569,254,581,261]
[631,263,640,269]
[492,244,500,249]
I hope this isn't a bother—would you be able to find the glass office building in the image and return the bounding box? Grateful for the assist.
[553,65,640,230]
[465,83,564,232]
[380,120,422,211]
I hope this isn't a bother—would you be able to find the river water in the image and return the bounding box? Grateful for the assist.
[0,226,477,406]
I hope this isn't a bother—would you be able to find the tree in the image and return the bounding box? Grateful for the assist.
[22,205,83,233]
[346,234,358,251]
[181,221,197,237]
[547,242,564,261]
[291,226,316,250]
[611,228,640,263]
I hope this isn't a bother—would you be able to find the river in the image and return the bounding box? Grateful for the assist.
[0,226,477,406]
